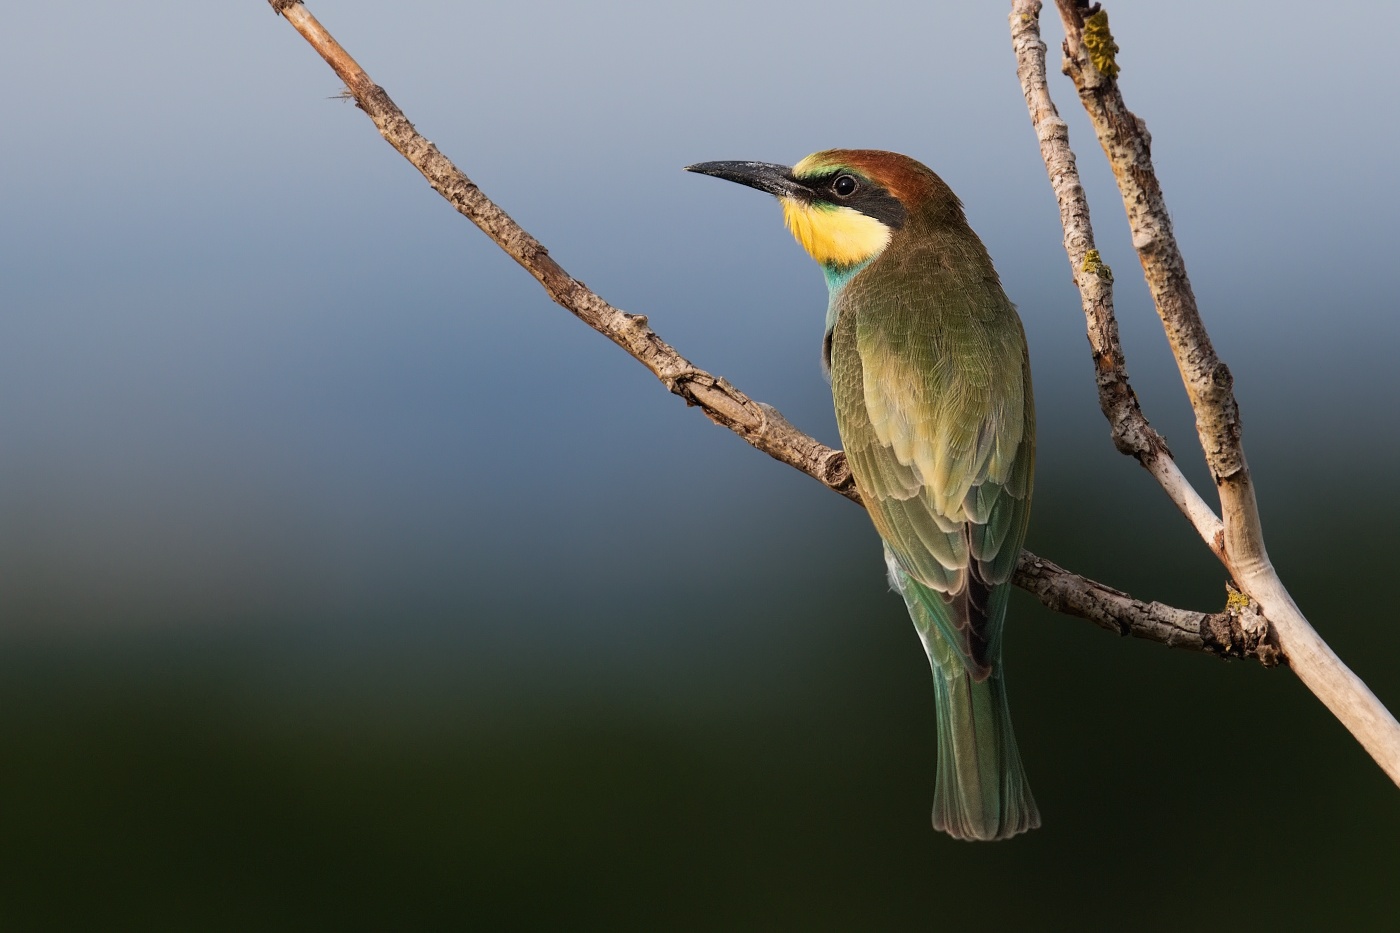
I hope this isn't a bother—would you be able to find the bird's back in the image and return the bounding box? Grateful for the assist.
[829,215,1034,672]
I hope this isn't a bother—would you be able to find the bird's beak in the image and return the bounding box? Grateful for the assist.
[685,160,809,201]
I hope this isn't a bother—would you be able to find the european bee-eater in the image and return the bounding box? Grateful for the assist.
[687,150,1038,841]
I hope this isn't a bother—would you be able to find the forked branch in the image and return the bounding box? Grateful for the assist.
[1007,7,1223,558]
[1010,0,1400,783]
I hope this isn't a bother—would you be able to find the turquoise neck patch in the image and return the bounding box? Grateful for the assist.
[821,259,871,294]
[820,259,876,377]
[821,258,873,342]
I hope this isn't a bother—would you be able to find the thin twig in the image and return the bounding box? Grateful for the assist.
[1052,0,1252,565]
[270,1,855,503]
[1008,2,1223,558]
[264,0,1273,664]
[1012,0,1400,783]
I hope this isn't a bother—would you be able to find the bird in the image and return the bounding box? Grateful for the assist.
[686,150,1039,841]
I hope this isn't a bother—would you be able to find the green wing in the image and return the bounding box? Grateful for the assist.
[829,244,1034,678]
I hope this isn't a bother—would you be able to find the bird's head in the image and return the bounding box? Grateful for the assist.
[686,149,958,279]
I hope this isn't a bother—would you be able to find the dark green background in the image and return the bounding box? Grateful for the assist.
[3,2,1398,929]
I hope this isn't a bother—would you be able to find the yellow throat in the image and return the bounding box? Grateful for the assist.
[779,198,892,268]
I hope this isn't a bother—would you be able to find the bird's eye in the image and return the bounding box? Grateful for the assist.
[833,174,858,197]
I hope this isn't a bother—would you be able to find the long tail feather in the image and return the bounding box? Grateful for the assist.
[928,656,1039,841]
[886,548,1039,841]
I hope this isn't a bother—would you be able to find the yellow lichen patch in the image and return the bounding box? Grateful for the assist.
[1083,9,1120,79]
[1081,248,1113,282]
[780,198,891,268]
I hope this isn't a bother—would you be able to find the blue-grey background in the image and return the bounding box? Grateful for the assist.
[2,1,1398,929]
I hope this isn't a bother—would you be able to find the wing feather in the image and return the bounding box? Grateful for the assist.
[830,243,1033,676]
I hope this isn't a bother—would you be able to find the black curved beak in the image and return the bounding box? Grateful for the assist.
[685,160,810,201]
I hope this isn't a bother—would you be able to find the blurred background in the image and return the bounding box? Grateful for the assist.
[3,1,1398,929]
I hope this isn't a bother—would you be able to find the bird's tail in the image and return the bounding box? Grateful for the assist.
[926,651,1039,841]
[887,552,1040,841]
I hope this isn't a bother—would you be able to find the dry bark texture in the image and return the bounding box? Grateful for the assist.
[1012,0,1400,783]
[272,2,857,504]
[1016,556,1278,663]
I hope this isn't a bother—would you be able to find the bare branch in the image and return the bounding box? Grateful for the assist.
[1051,0,1255,567]
[1016,554,1279,665]
[269,2,857,504]
[1012,0,1400,784]
[1008,3,1224,558]
[263,2,1291,669]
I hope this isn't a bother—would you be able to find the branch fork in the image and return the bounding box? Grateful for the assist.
[1014,0,1400,781]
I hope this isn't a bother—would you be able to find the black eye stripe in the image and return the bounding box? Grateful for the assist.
[801,170,907,230]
